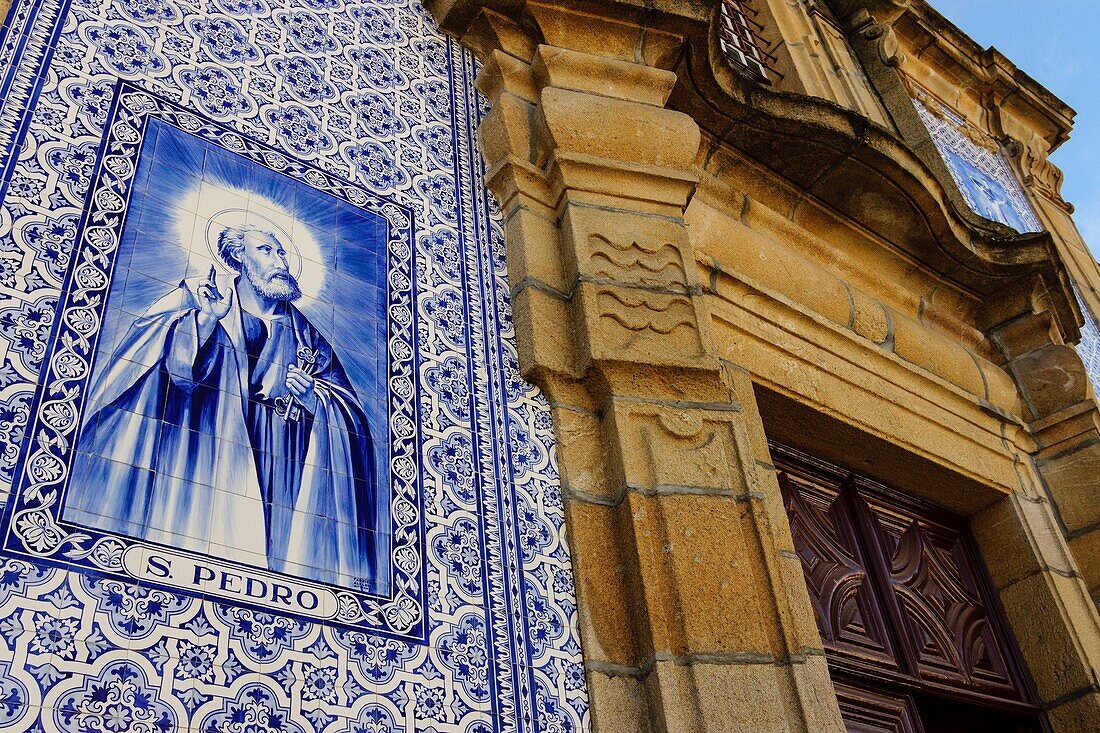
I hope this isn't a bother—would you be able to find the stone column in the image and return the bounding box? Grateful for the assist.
[983,301,1100,728]
[433,5,847,730]
[991,302,1100,604]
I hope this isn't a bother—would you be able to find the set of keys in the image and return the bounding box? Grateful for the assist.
[274,346,319,422]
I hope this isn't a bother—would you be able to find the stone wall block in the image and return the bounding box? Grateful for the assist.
[550,161,701,216]
[478,93,559,219]
[1047,691,1100,733]
[891,311,988,398]
[566,498,652,669]
[976,355,1026,416]
[686,201,853,330]
[650,660,789,733]
[776,552,830,649]
[503,206,569,294]
[1037,441,1100,534]
[1011,343,1093,420]
[533,44,678,107]
[478,91,538,173]
[721,367,805,559]
[972,493,1079,590]
[586,671,656,733]
[525,2,685,67]
[643,656,845,733]
[447,5,538,68]
[990,310,1058,361]
[849,288,890,344]
[537,87,700,173]
[475,48,539,104]
[1031,402,1100,456]
[627,491,774,657]
[510,286,579,379]
[552,404,619,504]
[1068,530,1100,600]
[998,569,1100,702]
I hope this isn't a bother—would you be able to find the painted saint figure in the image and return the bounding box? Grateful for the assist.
[65,224,379,589]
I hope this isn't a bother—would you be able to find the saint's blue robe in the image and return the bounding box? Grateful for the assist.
[64,275,381,590]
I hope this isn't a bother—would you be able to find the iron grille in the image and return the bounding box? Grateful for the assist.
[719,0,775,84]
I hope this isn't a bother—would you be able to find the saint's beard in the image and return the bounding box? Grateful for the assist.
[241,263,302,302]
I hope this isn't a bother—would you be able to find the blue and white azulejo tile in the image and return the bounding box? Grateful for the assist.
[0,0,589,731]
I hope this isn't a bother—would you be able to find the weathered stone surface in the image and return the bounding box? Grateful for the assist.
[1038,441,1100,533]
[999,570,1100,701]
[891,311,987,398]
[850,288,890,345]
[1047,689,1100,732]
[533,45,678,106]
[552,404,618,502]
[510,285,578,378]
[629,492,776,657]
[503,206,569,294]
[586,671,655,733]
[1011,343,1094,420]
[642,656,845,733]
[607,401,749,496]
[538,87,700,172]
[973,493,1078,590]
[1068,530,1100,599]
[429,3,1100,732]
[561,206,697,293]
[566,499,649,668]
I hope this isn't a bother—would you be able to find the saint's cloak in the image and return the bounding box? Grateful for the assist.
[64,275,380,589]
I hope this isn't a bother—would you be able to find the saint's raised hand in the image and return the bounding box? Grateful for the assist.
[197,265,233,324]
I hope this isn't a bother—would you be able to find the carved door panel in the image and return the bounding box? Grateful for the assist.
[771,443,1044,730]
[777,457,901,674]
[834,681,925,733]
[852,481,1023,701]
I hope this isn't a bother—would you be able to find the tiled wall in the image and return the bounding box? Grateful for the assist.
[0,0,588,731]
[913,95,1042,234]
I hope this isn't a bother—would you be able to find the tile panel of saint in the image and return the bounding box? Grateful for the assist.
[63,121,391,594]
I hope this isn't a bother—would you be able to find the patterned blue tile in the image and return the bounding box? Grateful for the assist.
[913,91,1041,233]
[0,0,588,731]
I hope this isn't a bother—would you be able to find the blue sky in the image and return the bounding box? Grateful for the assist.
[930,1,1100,256]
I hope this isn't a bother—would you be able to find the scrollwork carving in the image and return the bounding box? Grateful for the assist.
[1007,138,1072,213]
[597,290,695,336]
[587,233,688,289]
[848,9,905,68]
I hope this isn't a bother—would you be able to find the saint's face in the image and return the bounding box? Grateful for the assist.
[240,230,292,282]
[236,229,302,302]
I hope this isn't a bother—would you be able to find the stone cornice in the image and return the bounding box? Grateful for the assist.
[427,0,1083,345]
[889,0,1074,149]
[675,19,1079,336]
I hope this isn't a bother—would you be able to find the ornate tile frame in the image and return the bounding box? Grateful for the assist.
[0,0,589,731]
[1,82,428,640]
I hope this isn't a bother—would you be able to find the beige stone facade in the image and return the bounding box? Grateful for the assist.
[425,0,1100,730]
